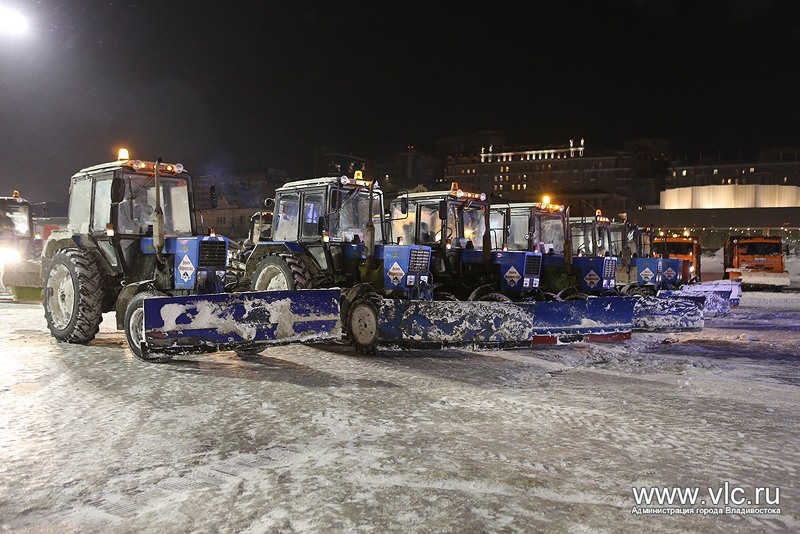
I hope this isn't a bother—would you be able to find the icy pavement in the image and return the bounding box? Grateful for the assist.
[1,297,799,532]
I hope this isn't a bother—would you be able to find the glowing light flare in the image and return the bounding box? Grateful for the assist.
[0,6,29,36]
[118,148,130,160]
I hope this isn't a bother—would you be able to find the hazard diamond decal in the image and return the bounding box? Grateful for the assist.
[387,261,405,286]
[504,266,521,287]
[178,254,195,282]
[664,267,676,279]
[640,267,655,282]
[584,269,600,288]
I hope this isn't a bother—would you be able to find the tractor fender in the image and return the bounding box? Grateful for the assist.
[245,242,306,278]
[115,279,156,330]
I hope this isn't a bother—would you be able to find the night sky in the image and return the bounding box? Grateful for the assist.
[1,0,799,202]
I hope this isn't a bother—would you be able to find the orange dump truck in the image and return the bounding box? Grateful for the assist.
[723,236,790,288]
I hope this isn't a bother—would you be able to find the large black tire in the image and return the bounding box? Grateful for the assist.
[346,293,381,355]
[250,255,313,291]
[124,291,173,363]
[478,292,512,302]
[43,248,105,343]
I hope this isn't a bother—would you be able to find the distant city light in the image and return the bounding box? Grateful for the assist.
[0,6,29,36]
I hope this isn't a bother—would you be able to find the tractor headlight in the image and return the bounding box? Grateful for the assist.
[689,265,695,273]
[0,247,21,265]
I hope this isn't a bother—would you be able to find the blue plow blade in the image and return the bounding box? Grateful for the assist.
[143,289,341,355]
[658,287,732,316]
[532,297,638,343]
[374,297,636,349]
[633,295,705,332]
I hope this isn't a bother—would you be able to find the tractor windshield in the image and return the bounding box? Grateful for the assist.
[0,201,31,238]
[507,210,529,251]
[118,175,192,236]
[448,202,487,249]
[537,214,566,255]
[330,190,383,242]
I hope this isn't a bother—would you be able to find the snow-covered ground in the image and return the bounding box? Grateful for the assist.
[1,298,799,532]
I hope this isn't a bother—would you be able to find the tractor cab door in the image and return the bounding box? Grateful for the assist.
[90,175,122,273]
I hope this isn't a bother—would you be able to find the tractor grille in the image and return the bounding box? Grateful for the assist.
[603,257,617,279]
[408,248,431,274]
[198,240,227,269]
[525,254,543,277]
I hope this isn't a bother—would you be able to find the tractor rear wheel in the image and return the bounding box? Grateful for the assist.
[43,248,105,343]
[251,256,296,291]
[124,291,173,363]
[346,294,381,355]
[478,292,512,302]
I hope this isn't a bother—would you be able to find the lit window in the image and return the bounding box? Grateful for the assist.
[750,167,755,173]
[713,169,718,175]
[672,171,677,177]
[499,184,503,190]
[682,170,687,176]
[523,184,527,190]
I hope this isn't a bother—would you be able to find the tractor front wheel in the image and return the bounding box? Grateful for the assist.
[124,291,173,363]
[346,294,381,355]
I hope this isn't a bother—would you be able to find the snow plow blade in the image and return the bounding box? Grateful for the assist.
[658,279,742,314]
[733,270,791,289]
[633,296,704,332]
[1,260,44,302]
[370,297,636,349]
[142,289,341,355]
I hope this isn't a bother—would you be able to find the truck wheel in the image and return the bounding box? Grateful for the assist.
[43,248,104,343]
[251,256,296,291]
[346,294,381,355]
[124,291,173,363]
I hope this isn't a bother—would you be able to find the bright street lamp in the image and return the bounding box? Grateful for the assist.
[0,5,29,36]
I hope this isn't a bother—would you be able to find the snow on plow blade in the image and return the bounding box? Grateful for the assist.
[373,297,636,349]
[143,289,341,355]
[633,296,704,332]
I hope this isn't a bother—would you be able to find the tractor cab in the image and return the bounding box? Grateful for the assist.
[506,200,568,257]
[567,211,618,293]
[244,171,432,300]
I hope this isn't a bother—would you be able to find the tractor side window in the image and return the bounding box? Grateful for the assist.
[488,210,505,250]
[68,179,92,234]
[92,179,112,233]
[418,204,442,244]
[390,203,415,245]
[301,193,324,238]
[273,193,299,241]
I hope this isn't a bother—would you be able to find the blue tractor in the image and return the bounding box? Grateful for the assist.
[41,151,340,362]
[237,172,434,353]
[388,183,543,302]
